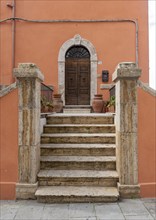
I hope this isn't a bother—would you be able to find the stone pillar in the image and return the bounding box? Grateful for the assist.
[112,62,141,198]
[14,63,44,199]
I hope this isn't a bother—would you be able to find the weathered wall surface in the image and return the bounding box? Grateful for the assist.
[0,90,18,199]
[0,0,148,93]
[138,87,156,197]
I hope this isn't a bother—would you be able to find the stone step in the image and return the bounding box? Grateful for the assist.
[40,156,116,170]
[63,108,91,114]
[47,113,114,125]
[41,133,115,144]
[38,170,119,187]
[35,186,119,203]
[44,124,115,134]
[41,144,116,156]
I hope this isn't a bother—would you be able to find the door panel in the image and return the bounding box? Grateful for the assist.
[77,60,90,105]
[65,60,78,105]
[65,59,90,105]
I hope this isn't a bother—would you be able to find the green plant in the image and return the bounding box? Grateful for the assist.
[41,95,47,107]
[107,96,115,107]
[47,101,53,107]
[41,95,53,112]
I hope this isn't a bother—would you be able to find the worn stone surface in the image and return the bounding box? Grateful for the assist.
[47,113,114,124]
[41,133,116,144]
[0,82,17,97]
[113,62,141,198]
[40,155,116,170]
[38,170,119,187]
[40,117,46,135]
[14,63,44,199]
[117,183,140,198]
[14,63,44,81]
[63,108,91,113]
[35,186,119,203]
[18,144,40,183]
[37,113,118,203]
[112,62,141,82]
[41,143,116,156]
[116,132,138,185]
[16,182,38,199]
[44,124,115,134]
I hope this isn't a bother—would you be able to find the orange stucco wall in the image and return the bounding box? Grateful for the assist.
[138,88,156,198]
[0,90,18,199]
[1,0,148,90]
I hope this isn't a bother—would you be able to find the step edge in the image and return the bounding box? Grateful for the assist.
[41,133,116,137]
[40,156,116,162]
[35,186,119,197]
[37,170,119,178]
[40,144,116,148]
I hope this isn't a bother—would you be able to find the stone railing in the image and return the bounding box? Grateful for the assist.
[0,82,17,98]
[137,80,156,97]
[112,62,141,198]
[14,63,44,199]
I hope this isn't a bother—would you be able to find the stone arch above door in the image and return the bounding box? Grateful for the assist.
[58,34,98,105]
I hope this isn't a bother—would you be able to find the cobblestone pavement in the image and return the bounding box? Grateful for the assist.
[0,198,155,220]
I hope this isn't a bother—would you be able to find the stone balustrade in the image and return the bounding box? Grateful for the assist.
[14,63,44,199]
[112,62,141,198]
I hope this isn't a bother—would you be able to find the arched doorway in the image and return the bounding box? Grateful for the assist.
[65,46,90,105]
[58,34,98,105]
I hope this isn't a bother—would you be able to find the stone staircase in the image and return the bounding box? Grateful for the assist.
[35,113,119,203]
[63,105,91,114]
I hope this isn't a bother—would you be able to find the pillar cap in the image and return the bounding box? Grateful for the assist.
[14,63,44,82]
[112,62,141,82]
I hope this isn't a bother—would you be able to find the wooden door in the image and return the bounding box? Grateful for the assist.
[65,58,90,105]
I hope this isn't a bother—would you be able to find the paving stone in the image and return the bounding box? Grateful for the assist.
[69,203,95,218]
[69,218,96,220]
[141,198,156,203]
[0,203,19,220]
[118,199,151,216]
[0,199,27,219]
[124,215,154,220]
[0,199,155,220]
[14,201,44,220]
[95,203,125,220]
[143,202,156,218]
[42,204,69,220]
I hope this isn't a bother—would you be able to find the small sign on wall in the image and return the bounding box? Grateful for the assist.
[102,70,109,82]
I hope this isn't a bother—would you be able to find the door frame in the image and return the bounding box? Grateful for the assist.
[58,34,98,105]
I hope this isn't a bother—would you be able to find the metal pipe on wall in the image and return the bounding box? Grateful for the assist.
[0,17,139,66]
[12,0,16,69]
[6,0,16,77]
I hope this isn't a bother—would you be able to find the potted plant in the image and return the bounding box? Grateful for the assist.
[107,96,115,112]
[41,96,48,113]
[47,101,54,112]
